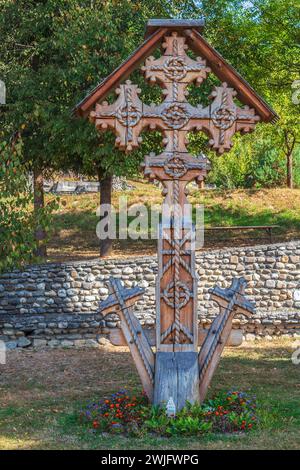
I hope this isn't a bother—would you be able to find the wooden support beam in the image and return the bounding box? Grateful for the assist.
[154,352,200,409]
[99,277,155,400]
[198,278,254,402]
[108,326,243,348]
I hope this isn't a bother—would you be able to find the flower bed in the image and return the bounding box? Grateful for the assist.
[80,389,258,437]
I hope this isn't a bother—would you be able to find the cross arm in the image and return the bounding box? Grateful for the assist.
[209,277,255,318]
[99,277,144,316]
[99,277,154,400]
[198,277,254,401]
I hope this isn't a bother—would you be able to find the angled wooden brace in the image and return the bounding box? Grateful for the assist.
[99,277,155,400]
[198,277,255,402]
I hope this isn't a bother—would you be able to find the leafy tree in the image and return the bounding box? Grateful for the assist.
[1,0,298,266]
[0,136,57,271]
[200,0,300,188]
[0,0,198,256]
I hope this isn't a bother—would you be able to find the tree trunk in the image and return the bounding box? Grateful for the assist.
[287,151,293,189]
[33,168,47,257]
[284,130,296,189]
[98,172,113,258]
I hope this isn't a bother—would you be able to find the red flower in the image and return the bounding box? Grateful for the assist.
[93,420,99,429]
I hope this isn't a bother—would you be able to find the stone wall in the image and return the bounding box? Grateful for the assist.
[0,241,300,348]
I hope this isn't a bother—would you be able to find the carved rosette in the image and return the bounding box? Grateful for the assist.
[163,154,188,178]
[142,33,211,95]
[163,56,187,81]
[161,103,190,129]
[162,281,191,310]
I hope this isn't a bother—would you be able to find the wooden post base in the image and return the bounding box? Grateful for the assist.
[153,351,200,410]
[100,277,254,409]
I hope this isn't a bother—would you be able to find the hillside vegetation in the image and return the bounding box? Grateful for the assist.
[46,182,300,262]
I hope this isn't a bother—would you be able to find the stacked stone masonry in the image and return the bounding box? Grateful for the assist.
[0,241,299,349]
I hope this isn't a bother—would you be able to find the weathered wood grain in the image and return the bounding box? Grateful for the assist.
[99,277,155,400]
[145,19,205,38]
[154,352,200,409]
[198,278,254,402]
[108,326,243,347]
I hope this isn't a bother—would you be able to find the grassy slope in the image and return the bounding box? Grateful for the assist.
[46,183,300,261]
[0,339,299,450]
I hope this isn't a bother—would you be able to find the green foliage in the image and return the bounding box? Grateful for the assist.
[194,0,300,188]
[81,389,261,437]
[0,0,298,189]
[208,126,287,188]
[0,0,197,178]
[166,415,212,436]
[0,138,57,271]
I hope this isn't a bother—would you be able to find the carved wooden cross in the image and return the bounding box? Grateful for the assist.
[75,19,277,409]
[90,34,259,155]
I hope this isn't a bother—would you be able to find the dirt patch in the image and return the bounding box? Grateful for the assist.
[0,346,136,406]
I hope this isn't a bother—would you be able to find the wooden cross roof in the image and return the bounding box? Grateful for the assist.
[73,19,278,124]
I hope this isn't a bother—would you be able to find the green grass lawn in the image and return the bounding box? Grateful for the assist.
[0,339,299,450]
[46,184,300,262]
